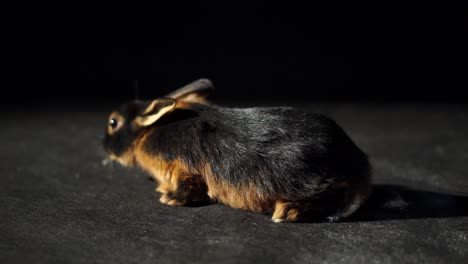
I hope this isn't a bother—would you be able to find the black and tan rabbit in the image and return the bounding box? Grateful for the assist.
[103,79,371,223]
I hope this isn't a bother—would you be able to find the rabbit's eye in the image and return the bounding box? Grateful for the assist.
[107,113,124,135]
[109,118,118,129]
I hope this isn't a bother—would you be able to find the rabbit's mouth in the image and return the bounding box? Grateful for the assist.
[105,152,134,167]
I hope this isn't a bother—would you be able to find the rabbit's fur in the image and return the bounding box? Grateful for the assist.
[103,79,371,222]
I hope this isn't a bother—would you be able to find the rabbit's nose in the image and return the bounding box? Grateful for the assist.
[101,158,112,167]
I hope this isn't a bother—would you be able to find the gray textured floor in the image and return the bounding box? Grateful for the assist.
[1,102,468,263]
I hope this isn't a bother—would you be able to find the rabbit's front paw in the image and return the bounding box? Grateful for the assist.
[159,193,187,206]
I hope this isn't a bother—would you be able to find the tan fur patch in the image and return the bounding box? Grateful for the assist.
[200,164,274,213]
[131,130,274,212]
[286,208,300,222]
[108,149,135,167]
[135,99,176,127]
[175,95,210,109]
[133,134,185,194]
[272,201,288,221]
[132,131,202,205]
[272,201,300,223]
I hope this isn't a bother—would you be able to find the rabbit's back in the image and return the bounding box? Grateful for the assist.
[145,105,370,203]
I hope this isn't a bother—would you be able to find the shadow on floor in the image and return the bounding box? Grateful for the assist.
[344,184,468,222]
[148,175,468,222]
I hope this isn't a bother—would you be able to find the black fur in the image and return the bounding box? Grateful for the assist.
[142,103,370,200]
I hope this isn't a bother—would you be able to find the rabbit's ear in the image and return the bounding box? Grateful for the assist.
[135,98,176,127]
[166,78,214,105]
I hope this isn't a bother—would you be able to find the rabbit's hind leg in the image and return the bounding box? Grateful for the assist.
[272,201,302,223]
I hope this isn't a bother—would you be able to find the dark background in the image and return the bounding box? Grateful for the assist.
[2,3,468,263]
[2,2,467,105]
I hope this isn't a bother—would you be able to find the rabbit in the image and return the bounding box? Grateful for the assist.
[102,79,371,223]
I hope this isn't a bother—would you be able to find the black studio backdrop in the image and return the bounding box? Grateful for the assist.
[2,2,467,105]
